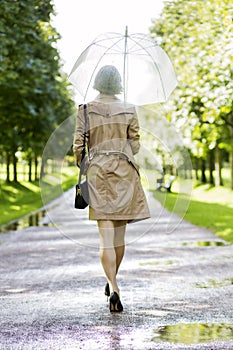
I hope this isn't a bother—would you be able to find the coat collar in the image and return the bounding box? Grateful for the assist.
[94,93,120,102]
[88,94,135,116]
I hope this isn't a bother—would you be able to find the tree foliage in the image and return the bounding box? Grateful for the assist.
[0,0,75,181]
[150,0,233,187]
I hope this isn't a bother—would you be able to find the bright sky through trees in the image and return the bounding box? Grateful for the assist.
[52,0,164,74]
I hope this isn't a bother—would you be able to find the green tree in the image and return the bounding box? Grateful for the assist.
[150,0,233,188]
[0,0,75,182]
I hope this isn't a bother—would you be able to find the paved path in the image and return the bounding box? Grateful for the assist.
[0,190,233,349]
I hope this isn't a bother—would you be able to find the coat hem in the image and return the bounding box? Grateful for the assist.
[89,211,151,223]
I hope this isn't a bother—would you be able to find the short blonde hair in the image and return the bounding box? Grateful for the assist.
[93,65,122,95]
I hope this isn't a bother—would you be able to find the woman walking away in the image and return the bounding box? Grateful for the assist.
[73,65,150,312]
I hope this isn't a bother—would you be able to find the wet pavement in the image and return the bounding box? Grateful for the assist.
[0,189,233,349]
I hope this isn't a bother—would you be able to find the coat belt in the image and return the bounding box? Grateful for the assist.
[89,150,128,160]
[89,150,140,176]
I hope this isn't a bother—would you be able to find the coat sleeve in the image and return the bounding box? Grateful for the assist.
[127,110,140,155]
[73,106,85,167]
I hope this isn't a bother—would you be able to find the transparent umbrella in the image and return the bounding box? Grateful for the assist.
[68,27,178,105]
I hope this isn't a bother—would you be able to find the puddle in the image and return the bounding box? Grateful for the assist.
[0,210,53,233]
[152,323,233,344]
[195,278,233,289]
[182,241,229,247]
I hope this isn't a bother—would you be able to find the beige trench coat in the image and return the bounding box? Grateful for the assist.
[73,94,150,223]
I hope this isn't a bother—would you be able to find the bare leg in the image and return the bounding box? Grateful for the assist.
[114,220,127,274]
[98,220,119,294]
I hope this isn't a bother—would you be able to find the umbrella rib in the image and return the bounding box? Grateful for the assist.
[94,42,123,54]
[127,35,157,54]
[83,37,124,101]
[91,33,121,46]
[91,33,125,54]
[71,32,172,103]
[129,35,167,100]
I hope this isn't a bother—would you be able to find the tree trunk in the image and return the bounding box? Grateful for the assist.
[201,159,206,183]
[40,160,45,179]
[6,152,11,183]
[208,150,215,185]
[34,155,38,181]
[28,157,32,182]
[13,152,17,182]
[215,145,223,187]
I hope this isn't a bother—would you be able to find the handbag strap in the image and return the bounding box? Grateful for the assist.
[78,104,89,184]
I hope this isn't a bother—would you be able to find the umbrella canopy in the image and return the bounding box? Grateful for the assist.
[69,27,178,105]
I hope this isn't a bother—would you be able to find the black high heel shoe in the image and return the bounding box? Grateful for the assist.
[109,292,123,312]
[105,282,110,298]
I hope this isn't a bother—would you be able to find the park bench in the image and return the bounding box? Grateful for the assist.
[156,175,176,193]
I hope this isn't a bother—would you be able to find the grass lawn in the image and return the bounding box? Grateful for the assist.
[153,181,233,244]
[0,166,78,227]
[1,164,233,245]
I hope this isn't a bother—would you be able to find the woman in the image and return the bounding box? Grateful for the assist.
[73,65,150,312]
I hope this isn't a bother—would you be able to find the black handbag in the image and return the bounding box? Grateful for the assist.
[75,178,89,209]
[74,104,90,209]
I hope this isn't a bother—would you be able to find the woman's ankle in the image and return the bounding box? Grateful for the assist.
[109,282,119,295]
